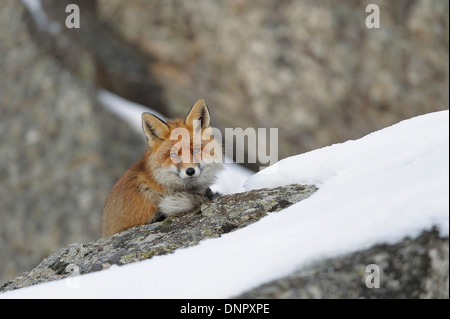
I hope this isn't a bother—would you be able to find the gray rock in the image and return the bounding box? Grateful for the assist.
[95,0,449,162]
[1,183,447,299]
[25,0,449,169]
[236,229,449,299]
[0,184,317,292]
[0,0,143,285]
[39,0,168,114]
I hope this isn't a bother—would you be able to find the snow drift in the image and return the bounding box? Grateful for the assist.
[1,110,448,299]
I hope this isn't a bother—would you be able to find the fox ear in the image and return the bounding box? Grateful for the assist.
[141,113,170,147]
[185,99,211,131]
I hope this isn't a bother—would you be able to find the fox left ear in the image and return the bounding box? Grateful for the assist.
[142,112,170,148]
[185,99,211,131]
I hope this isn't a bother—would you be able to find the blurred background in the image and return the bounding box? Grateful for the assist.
[0,0,448,286]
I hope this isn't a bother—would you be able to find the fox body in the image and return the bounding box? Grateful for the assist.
[102,100,222,237]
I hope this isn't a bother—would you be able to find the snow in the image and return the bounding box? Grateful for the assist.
[1,110,448,299]
[97,90,166,135]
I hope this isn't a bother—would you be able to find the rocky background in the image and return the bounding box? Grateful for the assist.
[0,0,448,287]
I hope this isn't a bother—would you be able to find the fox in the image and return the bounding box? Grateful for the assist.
[101,99,223,237]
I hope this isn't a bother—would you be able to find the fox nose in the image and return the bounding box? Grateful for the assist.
[185,168,196,176]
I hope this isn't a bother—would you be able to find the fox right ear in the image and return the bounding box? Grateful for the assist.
[141,113,170,147]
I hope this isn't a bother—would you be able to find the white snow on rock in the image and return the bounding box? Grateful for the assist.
[2,110,448,299]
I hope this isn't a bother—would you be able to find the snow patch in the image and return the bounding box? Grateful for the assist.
[2,110,447,299]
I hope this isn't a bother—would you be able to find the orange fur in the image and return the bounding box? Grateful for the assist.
[101,100,222,237]
[101,152,163,237]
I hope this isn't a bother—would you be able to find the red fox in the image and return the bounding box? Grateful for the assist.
[102,100,222,237]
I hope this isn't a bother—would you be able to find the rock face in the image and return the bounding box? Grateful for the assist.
[0,0,143,285]
[237,229,449,299]
[20,0,449,168]
[0,184,317,292]
[63,0,450,159]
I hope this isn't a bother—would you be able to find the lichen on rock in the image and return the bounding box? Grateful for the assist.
[0,184,317,293]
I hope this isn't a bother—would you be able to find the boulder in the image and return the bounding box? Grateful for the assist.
[95,0,449,158]
[0,184,317,292]
[31,0,450,167]
[0,0,143,285]
[1,183,447,299]
[237,228,449,299]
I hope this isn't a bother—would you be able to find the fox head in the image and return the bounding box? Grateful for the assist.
[141,100,223,191]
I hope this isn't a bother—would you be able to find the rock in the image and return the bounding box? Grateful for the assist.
[39,0,168,114]
[26,0,449,168]
[95,0,449,161]
[0,0,143,285]
[1,183,447,299]
[236,229,449,299]
[0,184,317,293]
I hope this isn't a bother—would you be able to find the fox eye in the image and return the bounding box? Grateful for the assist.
[170,152,179,158]
[193,147,201,154]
